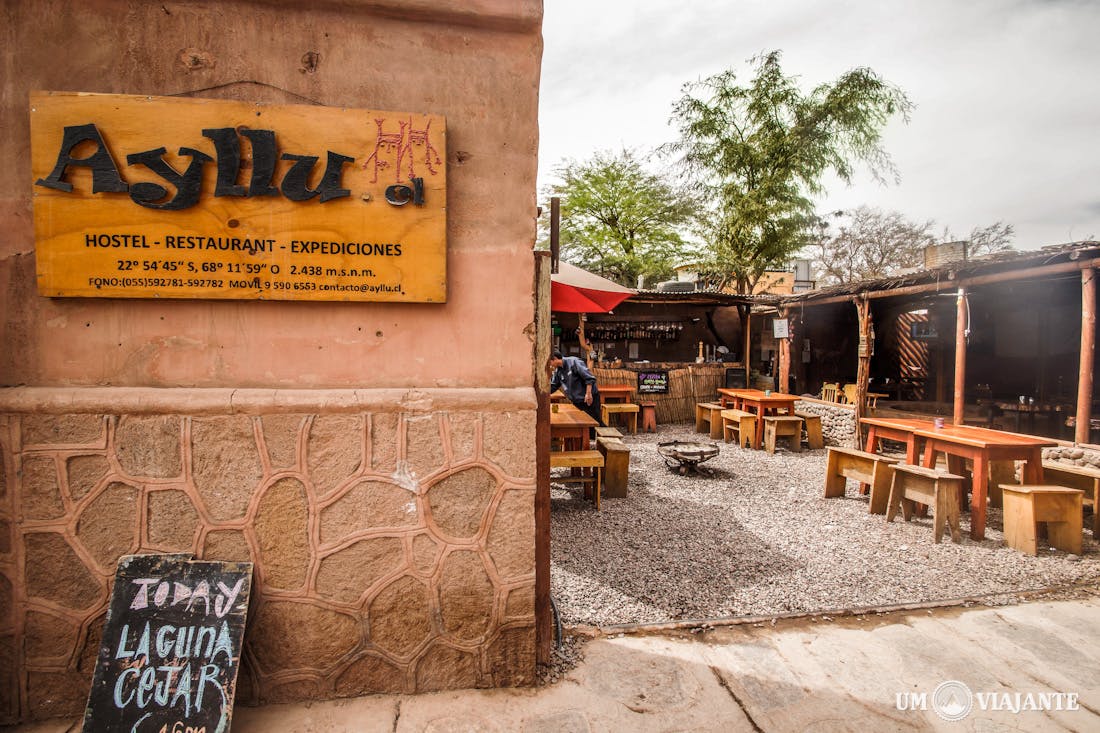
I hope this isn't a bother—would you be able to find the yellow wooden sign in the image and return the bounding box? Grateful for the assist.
[30,91,447,302]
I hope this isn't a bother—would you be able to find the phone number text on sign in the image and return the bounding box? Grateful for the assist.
[31,91,446,302]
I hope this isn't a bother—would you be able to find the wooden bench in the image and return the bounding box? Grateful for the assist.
[886,464,964,544]
[794,411,824,449]
[596,436,630,498]
[1041,462,1100,534]
[601,403,639,434]
[763,415,803,454]
[1001,484,1083,555]
[824,447,899,514]
[550,450,605,510]
[595,426,623,439]
[720,409,756,449]
[695,402,725,440]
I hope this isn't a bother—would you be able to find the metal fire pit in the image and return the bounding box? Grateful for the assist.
[657,440,721,475]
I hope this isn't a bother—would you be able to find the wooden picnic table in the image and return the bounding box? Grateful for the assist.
[861,417,937,463]
[599,384,636,404]
[860,417,1056,540]
[913,424,1055,540]
[550,402,598,451]
[716,388,798,449]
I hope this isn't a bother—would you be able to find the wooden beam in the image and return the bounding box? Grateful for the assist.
[778,309,791,395]
[533,251,552,663]
[1077,268,1096,443]
[954,287,967,425]
[854,297,871,446]
[578,313,592,368]
[549,197,560,273]
[743,308,752,387]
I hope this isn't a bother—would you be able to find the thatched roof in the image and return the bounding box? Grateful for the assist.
[781,241,1100,305]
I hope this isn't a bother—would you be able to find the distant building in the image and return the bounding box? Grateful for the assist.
[672,258,814,295]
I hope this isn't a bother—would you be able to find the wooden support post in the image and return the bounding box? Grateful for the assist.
[578,313,592,368]
[549,196,560,273]
[743,307,752,388]
[778,308,791,395]
[533,251,552,663]
[1077,268,1096,444]
[854,296,871,447]
[953,287,967,426]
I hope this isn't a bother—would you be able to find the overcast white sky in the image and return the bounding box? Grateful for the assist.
[537,0,1100,250]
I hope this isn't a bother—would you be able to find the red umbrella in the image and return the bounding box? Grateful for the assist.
[551,261,634,313]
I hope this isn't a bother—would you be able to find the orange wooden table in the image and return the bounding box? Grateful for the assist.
[599,384,636,404]
[716,388,797,449]
[550,403,598,451]
[861,417,937,464]
[911,424,1056,540]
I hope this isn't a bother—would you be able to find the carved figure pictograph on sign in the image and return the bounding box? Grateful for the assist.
[30,91,447,302]
[82,554,253,733]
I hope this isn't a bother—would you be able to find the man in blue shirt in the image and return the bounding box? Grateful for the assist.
[549,350,603,425]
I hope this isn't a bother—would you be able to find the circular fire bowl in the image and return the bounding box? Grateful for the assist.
[657,440,721,475]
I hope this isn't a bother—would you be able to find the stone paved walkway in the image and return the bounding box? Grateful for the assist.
[13,587,1100,732]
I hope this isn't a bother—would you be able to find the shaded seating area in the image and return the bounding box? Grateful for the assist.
[780,243,1100,445]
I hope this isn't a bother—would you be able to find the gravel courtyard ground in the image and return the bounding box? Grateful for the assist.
[550,423,1100,628]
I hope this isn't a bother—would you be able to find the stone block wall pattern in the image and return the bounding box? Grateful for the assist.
[2,0,544,724]
[0,388,537,722]
[794,399,858,447]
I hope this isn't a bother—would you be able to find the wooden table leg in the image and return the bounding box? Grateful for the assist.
[859,427,880,495]
[1021,449,1043,483]
[946,454,969,512]
[922,442,935,468]
[864,426,879,453]
[971,451,989,540]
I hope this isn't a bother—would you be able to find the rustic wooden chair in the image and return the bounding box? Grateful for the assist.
[820,382,840,402]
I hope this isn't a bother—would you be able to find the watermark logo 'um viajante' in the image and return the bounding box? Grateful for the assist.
[896,680,1080,721]
[932,681,973,721]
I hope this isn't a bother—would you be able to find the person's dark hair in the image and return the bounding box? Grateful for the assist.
[551,350,563,359]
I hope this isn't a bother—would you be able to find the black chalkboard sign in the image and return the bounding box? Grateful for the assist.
[83,553,253,733]
[637,369,670,394]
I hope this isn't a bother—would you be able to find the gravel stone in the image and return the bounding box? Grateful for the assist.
[550,424,1100,628]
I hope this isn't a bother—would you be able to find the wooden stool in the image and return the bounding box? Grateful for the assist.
[824,447,899,514]
[596,436,630,498]
[595,426,623,439]
[1041,462,1100,535]
[1001,484,1083,555]
[794,411,824,449]
[720,409,756,449]
[550,450,605,510]
[886,464,964,544]
[601,403,639,434]
[763,416,803,454]
[695,402,725,440]
[639,401,657,433]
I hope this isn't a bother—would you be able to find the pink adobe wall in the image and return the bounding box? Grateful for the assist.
[0,0,543,389]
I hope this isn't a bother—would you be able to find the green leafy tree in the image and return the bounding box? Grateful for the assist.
[664,51,913,293]
[540,149,699,287]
